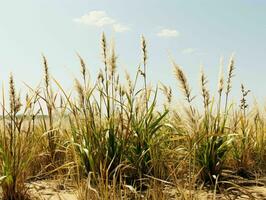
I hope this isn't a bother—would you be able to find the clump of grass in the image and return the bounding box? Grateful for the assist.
[42,55,57,160]
[0,74,38,200]
[196,58,235,185]
[172,62,198,196]
[54,34,170,195]
[172,57,237,187]
[231,84,256,177]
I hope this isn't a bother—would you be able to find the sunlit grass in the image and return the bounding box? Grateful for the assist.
[0,34,264,199]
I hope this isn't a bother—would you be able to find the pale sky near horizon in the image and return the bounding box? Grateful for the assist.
[0,0,266,105]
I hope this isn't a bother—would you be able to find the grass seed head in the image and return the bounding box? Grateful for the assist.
[77,54,86,81]
[141,35,148,67]
[200,66,210,109]
[226,55,235,95]
[9,73,16,113]
[42,55,50,90]
[218,57,224,95]
[109,41,117,76]
[101,32,108,69]
[173,62,193,103]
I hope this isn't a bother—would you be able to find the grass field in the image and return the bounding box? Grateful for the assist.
[0,34,265,199]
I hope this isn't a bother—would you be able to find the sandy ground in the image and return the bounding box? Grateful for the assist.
[28,180,76,200]
[26,179,266,200]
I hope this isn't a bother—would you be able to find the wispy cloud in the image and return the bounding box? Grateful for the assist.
[182,48,197,54]
[74,11,114,27]
[157,29,179,37]
[113,23,130,32]
[74,10,130,33]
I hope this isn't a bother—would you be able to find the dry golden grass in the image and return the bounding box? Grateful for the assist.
[0,34,264,199]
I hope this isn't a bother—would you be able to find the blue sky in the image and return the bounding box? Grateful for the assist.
[0,0,266,104]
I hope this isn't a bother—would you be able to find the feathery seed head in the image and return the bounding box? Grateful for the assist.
[42,55,50,89]
[200,66,210,108]
[77,54,86,80]
[101,32,108,69]
[125,70,133,93]
[218,58,224,95]
[225,55,235,95]
[161,84,172,104]
[141,35,148,67]
[109,42,117,76]
[173,62,193,103]
[9,73,16,113]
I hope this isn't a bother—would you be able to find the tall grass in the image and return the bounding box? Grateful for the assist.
[0,34,264,199]
[0,74,38,199]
